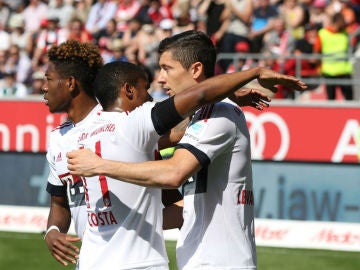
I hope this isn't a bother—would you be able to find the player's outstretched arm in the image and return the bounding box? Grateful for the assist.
[45,196,81,266]
[67,148,199,189]
[173,66,307,119]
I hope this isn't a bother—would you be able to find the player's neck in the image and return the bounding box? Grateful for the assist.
[68,98,98,124]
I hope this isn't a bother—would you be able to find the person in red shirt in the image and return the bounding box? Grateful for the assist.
[67,17,93,43]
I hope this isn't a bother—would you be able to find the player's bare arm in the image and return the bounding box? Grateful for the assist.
[45,195,81,266]
[172,66,307,119]
[68,148,200,189]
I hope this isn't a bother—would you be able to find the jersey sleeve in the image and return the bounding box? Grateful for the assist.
[46,134,66,196]
[177,102,239,166]
[119,102,161,154]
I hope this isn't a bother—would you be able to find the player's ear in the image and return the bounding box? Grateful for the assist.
[67,76,76,90]
[123,82,134,100]
[191,61,203,80]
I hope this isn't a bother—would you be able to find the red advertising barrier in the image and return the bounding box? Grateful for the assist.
[0,99,66,153]
[243,104,360,163]
[1,99,359,163]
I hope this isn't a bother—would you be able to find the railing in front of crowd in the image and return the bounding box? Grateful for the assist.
[216,52,360,101]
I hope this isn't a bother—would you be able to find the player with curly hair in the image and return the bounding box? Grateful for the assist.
[43,40,153,268]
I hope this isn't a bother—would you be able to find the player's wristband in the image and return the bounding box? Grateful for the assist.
[43,225,60,240]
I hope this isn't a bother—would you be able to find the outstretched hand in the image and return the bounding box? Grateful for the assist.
[44,230,81,266]
[257,68,308,93]
[67,148,102,177]
[231,88,271,111]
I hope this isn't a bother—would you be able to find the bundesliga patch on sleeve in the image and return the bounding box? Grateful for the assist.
[186,120,207,139]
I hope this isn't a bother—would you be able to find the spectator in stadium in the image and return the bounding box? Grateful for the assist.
[85,0,117,36]
[114,0,142,32]
[72,0,92,24]
[28,70,45,95]
[278,0,306,40]
[106,39,129,63]
[0,21,11,51]
[8,14,30,52]
[218,0,253,73]
[197,0,228,51]
[22,0,48,33]
[308,0,329,29]
[121,16,143,48]
[67,30,307,270]
[95,18,123,63]
[158,18,174,38]
[66,17,93,44]
[47,0,75,28]
[262,16,296,98]
[325,0,360,49]
[147,0,174,27]
[172,10,196,35]
[0,0,11,27]
[0,70,28,97]
[249,0,278,54]
[3,44,32,85]
[134,20,162,72]
[31,16,68,69]
[314,12,354,100]
[292,23,320,89]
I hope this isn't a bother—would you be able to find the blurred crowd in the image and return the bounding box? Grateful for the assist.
[0,0,359,100]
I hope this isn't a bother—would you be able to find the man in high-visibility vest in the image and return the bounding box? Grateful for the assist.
[314,12,353,100]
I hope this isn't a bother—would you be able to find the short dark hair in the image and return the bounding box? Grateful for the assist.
[47,40,103,97]
[158,30,217,78]
[94,61,148,110]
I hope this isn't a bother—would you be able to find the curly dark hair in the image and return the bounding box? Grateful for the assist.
[47,40,103,97]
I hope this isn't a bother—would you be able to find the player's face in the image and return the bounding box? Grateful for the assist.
[43,62,72,113]
[119,77,152,112]
[132,77,153,108]
[158,50,197,96]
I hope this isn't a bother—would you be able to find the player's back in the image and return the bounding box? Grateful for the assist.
[177,101,256,270]
[76,103,169,270]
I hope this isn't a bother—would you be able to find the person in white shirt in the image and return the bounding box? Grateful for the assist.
[22,0,48,33]
[85,0,117,35]
[44,40,104,268]
[67,30,308,270]
[0,70,27,97]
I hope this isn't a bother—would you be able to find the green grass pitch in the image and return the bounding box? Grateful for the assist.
[0,231,359,270]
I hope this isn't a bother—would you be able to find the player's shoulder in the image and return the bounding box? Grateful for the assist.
[198,99,242,118]
[133,101,156,112]
[51,120,73,134]
[218,99,244,114]
[124,101,156,118]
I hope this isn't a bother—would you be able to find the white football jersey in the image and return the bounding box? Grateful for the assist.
[46,104,103,238]
[176,100,257,270]
[75,102,168,270]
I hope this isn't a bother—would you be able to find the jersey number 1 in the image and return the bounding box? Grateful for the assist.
[83,141,112,208]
